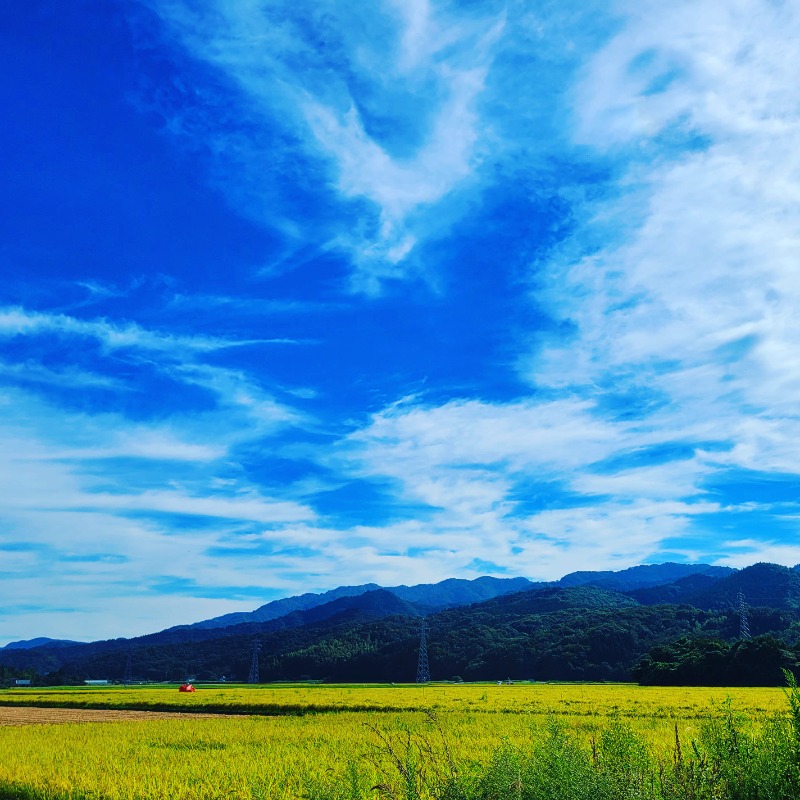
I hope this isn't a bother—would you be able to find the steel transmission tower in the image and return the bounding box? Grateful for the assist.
[122,651,133,685]
[248,639,261,684]
[416,619,431,683]
[737,592,751,639]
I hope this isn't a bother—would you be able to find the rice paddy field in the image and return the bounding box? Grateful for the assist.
[0,683,793,799]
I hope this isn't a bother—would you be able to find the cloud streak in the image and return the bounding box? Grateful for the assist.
[144,0,508,290]
[0,306,293,354]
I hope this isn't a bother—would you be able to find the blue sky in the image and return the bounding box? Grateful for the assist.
[3,0,800,644]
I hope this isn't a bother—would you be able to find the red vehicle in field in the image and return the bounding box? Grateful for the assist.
[178,683,196,692]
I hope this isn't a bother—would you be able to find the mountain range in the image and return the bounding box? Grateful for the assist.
[3,562,799,685]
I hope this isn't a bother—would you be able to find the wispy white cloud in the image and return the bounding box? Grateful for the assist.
[715,541,800,570]
[515,0,800,560]
[574,0,800,148]
[171,363,306,432]
[0,306,292,354]
[0,359,128,391]
[145,0,506,290]
[533,0,800,449]
[70,489,315,525]
[0,505,282,643]
[0,386,317,642]
[0,305,309,453]
[364,396,618,459]
[321,396,714,578]
[301,28,501,285]
[0,303,318,642]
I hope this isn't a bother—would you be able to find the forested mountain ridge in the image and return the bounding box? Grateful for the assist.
[4,562,799,686]
[388,576,534,609]
[183,583,384,631]
[0,589,421,674]
[681,562,800,610]
[182,575,534,632]
[626,573,724,605]
[7,583,795,685]
[169,567,727,636]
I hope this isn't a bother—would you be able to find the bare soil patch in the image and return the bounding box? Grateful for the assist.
[0,706,238,726]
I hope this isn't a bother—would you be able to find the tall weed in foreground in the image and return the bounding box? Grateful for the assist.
[783,668,800,778]
[351,715,657,800]
[474,721,600,800]
[595,718,655,800]
[364,711,467,800]
[692,679,800,800]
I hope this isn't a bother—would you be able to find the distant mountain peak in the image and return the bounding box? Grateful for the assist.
[3,637,82,650]
[558,563,734,591]
[180,576,532,633]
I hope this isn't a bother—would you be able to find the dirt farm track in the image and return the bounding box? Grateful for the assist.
[0,706,235,726]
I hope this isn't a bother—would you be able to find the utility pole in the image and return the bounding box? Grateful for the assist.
[123,651,132,685]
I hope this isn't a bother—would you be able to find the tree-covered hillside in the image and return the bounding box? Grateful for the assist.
[4,563,800,686]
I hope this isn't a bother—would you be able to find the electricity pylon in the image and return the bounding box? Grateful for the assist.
[737,592,751,639]
[248,639,261,684]
[416,619,430,683]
